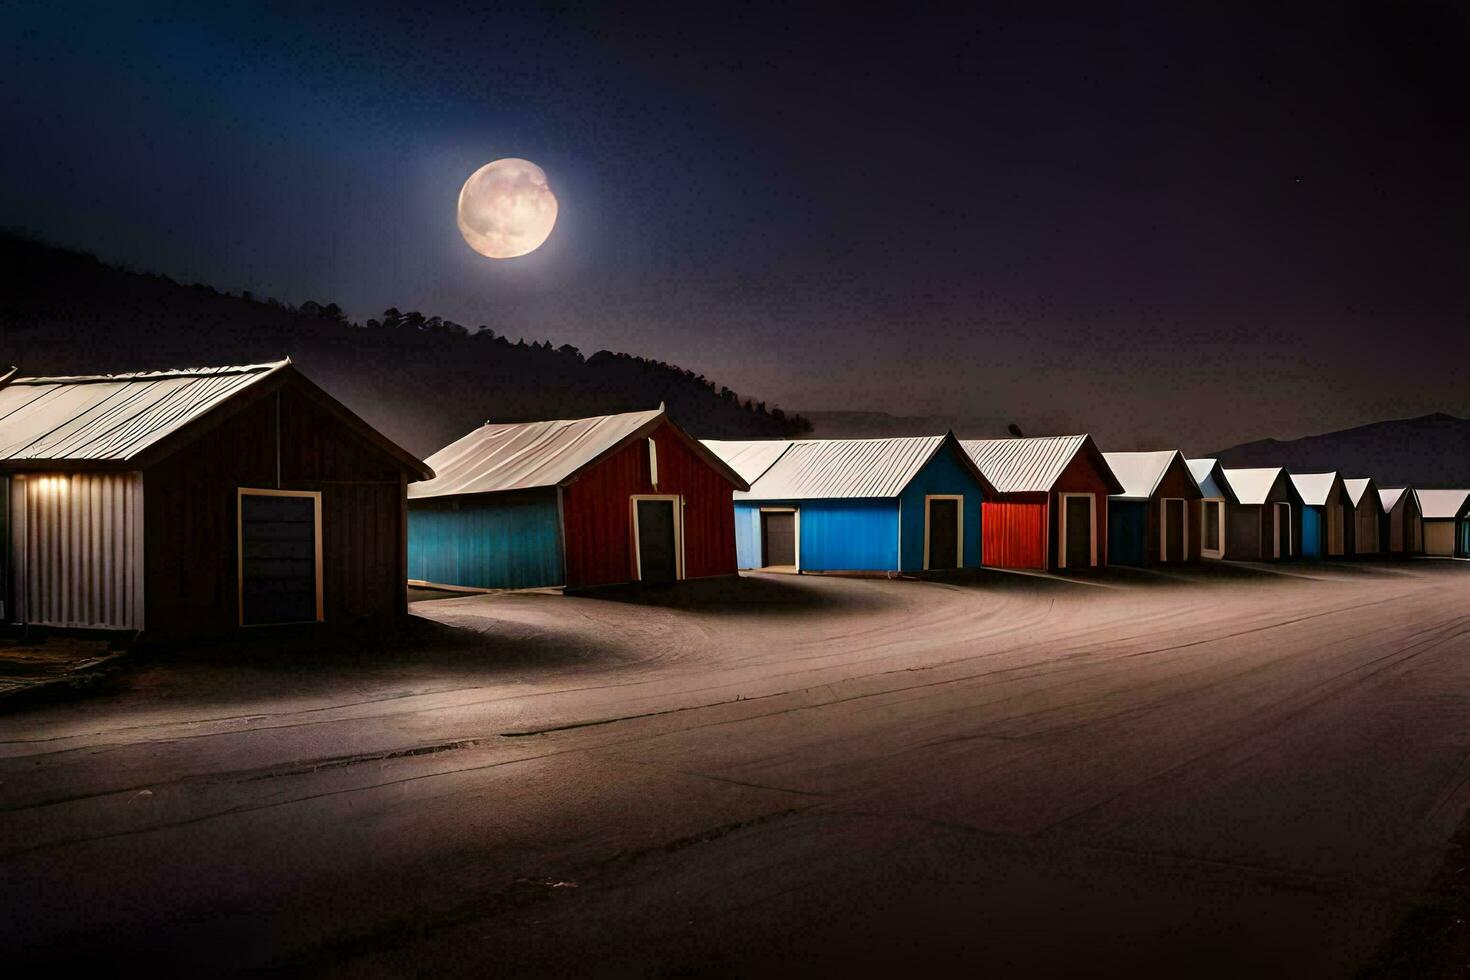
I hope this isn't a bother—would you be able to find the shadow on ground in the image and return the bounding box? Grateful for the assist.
[572,571,902,615]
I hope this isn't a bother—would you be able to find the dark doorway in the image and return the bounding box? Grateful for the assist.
[240,491,320,626]
[1064,495,1093,569]
[1164,499,1186,562]
[760,510,796,567]
[1274,503,1291,559]
[636,499,679,582]
[927,498,959,570]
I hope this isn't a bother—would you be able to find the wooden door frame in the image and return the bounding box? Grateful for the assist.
[1200,497,1226,559]
[757,505,800,571]
[630,494,685,581]
[237,487,323,627]
[1057,492,1097,569]
[1159,497,1189,562]
[1271,501,1293,559]
[923,494,964,570]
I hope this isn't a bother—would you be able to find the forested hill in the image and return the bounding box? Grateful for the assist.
[0,235,810,458]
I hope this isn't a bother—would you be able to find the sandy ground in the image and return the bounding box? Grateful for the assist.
[3,561,1470,976]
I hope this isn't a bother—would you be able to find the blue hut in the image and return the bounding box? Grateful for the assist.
[703,433,995,573]
[1102,450,1203,566]
[1289,472,1352,558]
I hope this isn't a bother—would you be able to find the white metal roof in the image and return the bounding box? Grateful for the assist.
[702,439,794,486]
[1102,450,1195,500]
[411,408,670,498]
[0,361,288,462]
[1220,467,1287,506]
[1414,488,1470,520]
[1343,478,1373,507]
[1288,472,1340,507]
[737,435,949,500]
[1379,487,1408,512]
[961,435,1092,493]
[1187,458,1228,499]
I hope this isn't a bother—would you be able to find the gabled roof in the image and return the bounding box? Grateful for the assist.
[702,439,793,485]
[0,359,431,479]
[410,408,747,499]
[1343,477,1375,508]
[961,434,1123,495]
[1379,487,1411,513]
[1414,488,1470,520]
[1220,466,1295,506]
[1288,471,1342,507]
[736,433,994,501]
[1102,450,1199,500]
[1186,458,1236,502]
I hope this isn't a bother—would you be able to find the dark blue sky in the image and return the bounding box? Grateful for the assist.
[4,2,1468,450]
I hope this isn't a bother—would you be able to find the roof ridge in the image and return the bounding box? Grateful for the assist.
[13,359,291,384]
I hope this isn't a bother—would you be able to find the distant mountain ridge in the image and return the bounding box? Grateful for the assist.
[1213,413,1470,488]
[0,235,810,458]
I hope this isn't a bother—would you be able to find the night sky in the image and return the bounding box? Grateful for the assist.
[4,2,1467,452]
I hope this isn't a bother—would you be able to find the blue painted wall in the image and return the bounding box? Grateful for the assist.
[1108,500,1148,566]
[1459,519,1469,557]
[735,499,900,570]
[1301,506,1322,558]
[408,492,563,589]
[897,445,985,570]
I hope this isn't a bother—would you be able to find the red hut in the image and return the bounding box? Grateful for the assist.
[961,435,1124,570]
[409,407,748,590]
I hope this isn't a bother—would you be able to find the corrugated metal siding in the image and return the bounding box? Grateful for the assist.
[797,499,899,571]
[408,492,561,589]
[1302,506,1322,557]
[897,443,984,570]
[1108,500,1147,566]
[982,499,1047,569]
[12,471,144,629]
[734,502,762,569]
[962,436,1088,493]
[738,437,943,500]
[561,422,737,588]
[0,363,282,462]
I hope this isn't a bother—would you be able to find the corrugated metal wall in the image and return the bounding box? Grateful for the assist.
[12,472,144,629]
[897,444,983,571]
[982,499,1047,569]
[796,499,898,571]
[408,491,562,589]
[734,502,762,568]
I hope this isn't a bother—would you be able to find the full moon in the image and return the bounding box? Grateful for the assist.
[456,158,558,259]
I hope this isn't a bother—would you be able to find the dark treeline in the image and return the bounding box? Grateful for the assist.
[0,235,810,458]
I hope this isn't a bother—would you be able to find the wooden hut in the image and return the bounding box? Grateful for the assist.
[0,360,432,638]
[961,435,1124,571]
[1378,487,1423,556]
[1415,489,1470,558]
[704,434,994,573]
[1186,458,1238,560]
[1102,451,1203,566]
[1288,472,1354,558]
[1217,467,1304,561]
[1342,478,1382,557]
[408,408,747,591]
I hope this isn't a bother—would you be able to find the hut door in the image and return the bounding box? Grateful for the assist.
[925,496,960,570]
[635,498,680,582]
[1063,494,1093,568]
[1163,499,1186,562]
[239,489,322,626]
[1273,503,1292,558]
[761,510,797,568]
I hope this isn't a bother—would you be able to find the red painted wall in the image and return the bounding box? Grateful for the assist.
[1048,450,1114,568]
[982,497,1048,569]
[560,422,739,588]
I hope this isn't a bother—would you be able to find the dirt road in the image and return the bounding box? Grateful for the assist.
[3,562,1469,976]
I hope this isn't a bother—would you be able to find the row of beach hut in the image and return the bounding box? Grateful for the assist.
[0,359,1464,640]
